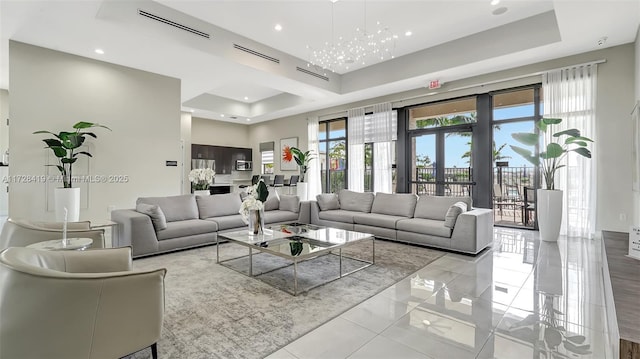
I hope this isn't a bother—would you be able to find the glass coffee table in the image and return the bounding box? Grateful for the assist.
[216,223,375,296]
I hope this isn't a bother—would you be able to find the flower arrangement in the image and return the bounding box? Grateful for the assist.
[282,146,315,182]
[239,180,269,233]
[189,168,215,190]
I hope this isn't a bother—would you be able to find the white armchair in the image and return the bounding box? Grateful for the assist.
[0,218,106,250]
[0,246,166,359]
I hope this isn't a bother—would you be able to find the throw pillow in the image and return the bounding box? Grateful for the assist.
[444,202,467,229]
[263,188,280,211]
[279,195,300,213]
[135,203,168,231]
[316,193,340,211]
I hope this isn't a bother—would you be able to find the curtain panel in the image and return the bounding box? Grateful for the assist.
[542,64,597,238]
[307,116,322,199]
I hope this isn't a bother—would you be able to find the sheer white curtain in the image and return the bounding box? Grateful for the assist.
[307,116,322,199]
[348,108,365,192]
[543,64,597,238]
[371,103,394,193]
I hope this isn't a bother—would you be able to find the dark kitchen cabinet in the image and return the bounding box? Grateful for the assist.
[192,144,252,174]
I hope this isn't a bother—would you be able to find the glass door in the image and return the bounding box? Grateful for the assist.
[410,128,474,196]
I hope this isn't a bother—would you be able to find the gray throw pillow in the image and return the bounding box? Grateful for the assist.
[135,203,167,231]
[444,202,467,229]
[316,193,340,211]
[279,195,300,213]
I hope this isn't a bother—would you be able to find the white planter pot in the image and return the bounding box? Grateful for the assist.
[537,189,563,242]
[535,241,563,295]
[296,182,308,201]
[194,190,210,196]
[54,187,80,222]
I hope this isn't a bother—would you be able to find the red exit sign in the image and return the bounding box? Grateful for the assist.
[428,80,441,89]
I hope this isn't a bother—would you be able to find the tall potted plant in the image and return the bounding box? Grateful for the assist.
[34,121,111,221]
[510,117,593,241]
[289,147,315,200]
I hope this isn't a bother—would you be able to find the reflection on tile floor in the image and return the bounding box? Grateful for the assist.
[264,228,615,359]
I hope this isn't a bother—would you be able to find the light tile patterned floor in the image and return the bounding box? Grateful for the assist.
[266,228,613,359]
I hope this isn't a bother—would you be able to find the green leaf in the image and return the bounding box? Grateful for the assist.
[73,151,93,157]
[572,147,592,158]
[56,165,65,174]
[61,157,78,164]
[256,180,269,202]
[554,128,580,138]
[565,335,586,344]
[569,141,588,147]
[510,145,539,165]
[536,120,547,132]
[544,143,564,158]
[511,132,539,146]
[42,139,63,147]
[33,130,58,137]
[565,136,593,144]
[51,146,68,158]
[543,117,562,125]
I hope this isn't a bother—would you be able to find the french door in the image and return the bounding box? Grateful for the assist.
[409,126,474,197]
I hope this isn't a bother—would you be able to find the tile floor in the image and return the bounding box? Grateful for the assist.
[266,228,615,359]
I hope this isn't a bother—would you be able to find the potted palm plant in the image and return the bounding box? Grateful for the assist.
[34,121,111,221]
[510,117,593,241]
[289,147,315,201]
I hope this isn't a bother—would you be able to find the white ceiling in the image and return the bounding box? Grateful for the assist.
[1,0,639,124]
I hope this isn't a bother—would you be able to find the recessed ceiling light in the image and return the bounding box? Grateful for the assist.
[94,48,104,55]
[189,109,194,113]
[220,114,225,117]
[246,118,251,122]
[274,24,283,31]
[492,7,508,15]
[244,96,249,101]
[405,31,412,37]
[490,0,500,5]
[330,0,339,3]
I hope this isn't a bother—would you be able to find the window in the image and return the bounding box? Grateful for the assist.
[259,141,275,174]
[319,118,347,193]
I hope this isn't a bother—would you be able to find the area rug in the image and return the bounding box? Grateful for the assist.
[127,239,444,359]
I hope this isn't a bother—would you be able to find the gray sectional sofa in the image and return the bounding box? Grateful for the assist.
[311,190,493,254]
[111,191,310,258]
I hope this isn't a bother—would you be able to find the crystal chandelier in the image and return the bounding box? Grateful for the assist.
[307,1,398,74]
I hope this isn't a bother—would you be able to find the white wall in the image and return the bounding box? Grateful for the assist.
[191,117,250,148]
[634,27,640,228]
[259,44,636,233]
[181,112,192,195]
[9,41,182,220]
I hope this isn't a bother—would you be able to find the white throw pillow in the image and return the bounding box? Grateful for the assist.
[444,202,467,229]
[135,203,168,231]
[316,193,340,211]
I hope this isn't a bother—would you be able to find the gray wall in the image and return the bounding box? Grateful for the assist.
[9,41,182,220]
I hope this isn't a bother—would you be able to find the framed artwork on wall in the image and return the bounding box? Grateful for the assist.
[280,137,298,171]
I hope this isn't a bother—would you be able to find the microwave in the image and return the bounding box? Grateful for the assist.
[235,160,252,171]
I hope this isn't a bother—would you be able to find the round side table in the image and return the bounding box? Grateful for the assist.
[26,237,94,251]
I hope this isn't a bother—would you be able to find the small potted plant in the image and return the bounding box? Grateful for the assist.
[33,121,111,222]
[510,117,593,241]
[239,179,269,235]
[189,168,215,195]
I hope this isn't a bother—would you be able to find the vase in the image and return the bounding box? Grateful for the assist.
[296,182,308,201]
[194,189,210,196]
[248,208,265,235]
[54,187,80,222]
[537,189,562,242]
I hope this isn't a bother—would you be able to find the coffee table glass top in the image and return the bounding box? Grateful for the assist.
[218,223,373,259]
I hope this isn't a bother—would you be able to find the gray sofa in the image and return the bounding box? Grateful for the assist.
[111,191,310,258]
[311,190,493,254]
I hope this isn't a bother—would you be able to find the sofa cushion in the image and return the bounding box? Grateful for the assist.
[316,193,340,211]
[156,219,218,240]
[209,215,246,231]
[135,203,167,231]
[353,213,406,230]
[263,210,299,224]
[414,195,472,221]
[137,194,198,222]
[318,209,357,224]
[196,193,242,219]
[444,202,467,228]
[371,193,417,218]
[264,189,280,211]
[396,218,452,238]
[338,190,374,213]
[279,195,300,213]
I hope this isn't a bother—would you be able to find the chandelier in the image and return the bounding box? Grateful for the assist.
[307,1,398,74]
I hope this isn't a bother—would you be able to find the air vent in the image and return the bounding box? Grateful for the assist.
[233,44,280,64]
[296,67,329,81]
[138,9,210,39]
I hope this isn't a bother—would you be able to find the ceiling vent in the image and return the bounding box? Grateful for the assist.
[296,67,329,82]
[138,9,210,39]
[233,44,280,64]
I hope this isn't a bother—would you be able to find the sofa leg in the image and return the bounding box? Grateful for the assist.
[151,343,158,359]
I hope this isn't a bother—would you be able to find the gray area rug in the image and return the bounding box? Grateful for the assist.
[127,239,444,359]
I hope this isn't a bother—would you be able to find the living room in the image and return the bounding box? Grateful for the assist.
[0,1,639,358]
